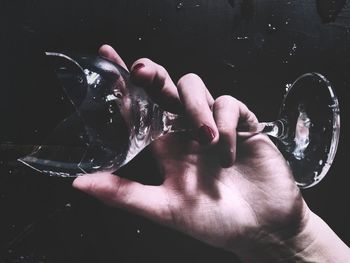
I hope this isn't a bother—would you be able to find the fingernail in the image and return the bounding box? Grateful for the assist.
[130,63,146,84]
[132,63,145,73]
[197,125,215,145]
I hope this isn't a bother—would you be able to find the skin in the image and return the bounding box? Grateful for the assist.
[73,45,350,262]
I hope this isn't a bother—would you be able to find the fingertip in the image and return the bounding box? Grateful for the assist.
[99,44,112,51]
[130,58,150,72]
[130,59,165,89]
[219,148,235,168]
[98,44,115,57]
[130,65,150,87]
[72,172,113,192]
[98,44,128,70]
[130,62,146,79]
[72,173,96,191]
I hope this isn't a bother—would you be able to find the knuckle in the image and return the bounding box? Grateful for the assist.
[185,72,201,80]
[156,64,168,77]
[215,95,237,110]
[154,65,168,86]
[177,73,201,87]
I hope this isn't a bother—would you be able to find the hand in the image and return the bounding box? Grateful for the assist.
[73,45,349,262]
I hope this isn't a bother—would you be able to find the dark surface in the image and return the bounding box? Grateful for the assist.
[0,0,350,262]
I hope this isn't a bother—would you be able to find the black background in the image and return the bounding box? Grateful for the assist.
[0,0,349,262]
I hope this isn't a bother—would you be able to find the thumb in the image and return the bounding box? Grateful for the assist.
[72,172,171,224]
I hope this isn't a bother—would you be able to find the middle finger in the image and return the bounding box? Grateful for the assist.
[177,73,218,145]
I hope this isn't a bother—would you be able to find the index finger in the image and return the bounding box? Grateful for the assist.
[98,44,128,71]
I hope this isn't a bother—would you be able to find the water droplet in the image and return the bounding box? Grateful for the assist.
[267,23,277,33]
[176,2,184,10]
[138,37,142,41]
[136,229,141,234]
[227,63,235,68]
[289,43,297,56]
[234,36,249,40]
[319,160,323,165]
[108,104,117,114]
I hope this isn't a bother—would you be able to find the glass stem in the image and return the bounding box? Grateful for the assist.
[160,107,288,140]
[237,119,288,139]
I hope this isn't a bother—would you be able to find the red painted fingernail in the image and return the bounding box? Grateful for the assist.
[132,63,145,72]
[198,125,215,145]
[130,63,146,84]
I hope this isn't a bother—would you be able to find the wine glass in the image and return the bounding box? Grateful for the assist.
[237,72,340,188]
[11,52,340,188]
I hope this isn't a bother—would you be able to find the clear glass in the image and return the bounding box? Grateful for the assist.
[237,73,340,188]
[1,53,340,188]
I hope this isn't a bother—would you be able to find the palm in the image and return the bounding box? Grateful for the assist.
[151,133,305,249]
[72,46,307,253]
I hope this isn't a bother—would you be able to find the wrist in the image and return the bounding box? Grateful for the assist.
[228,206,349,262]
